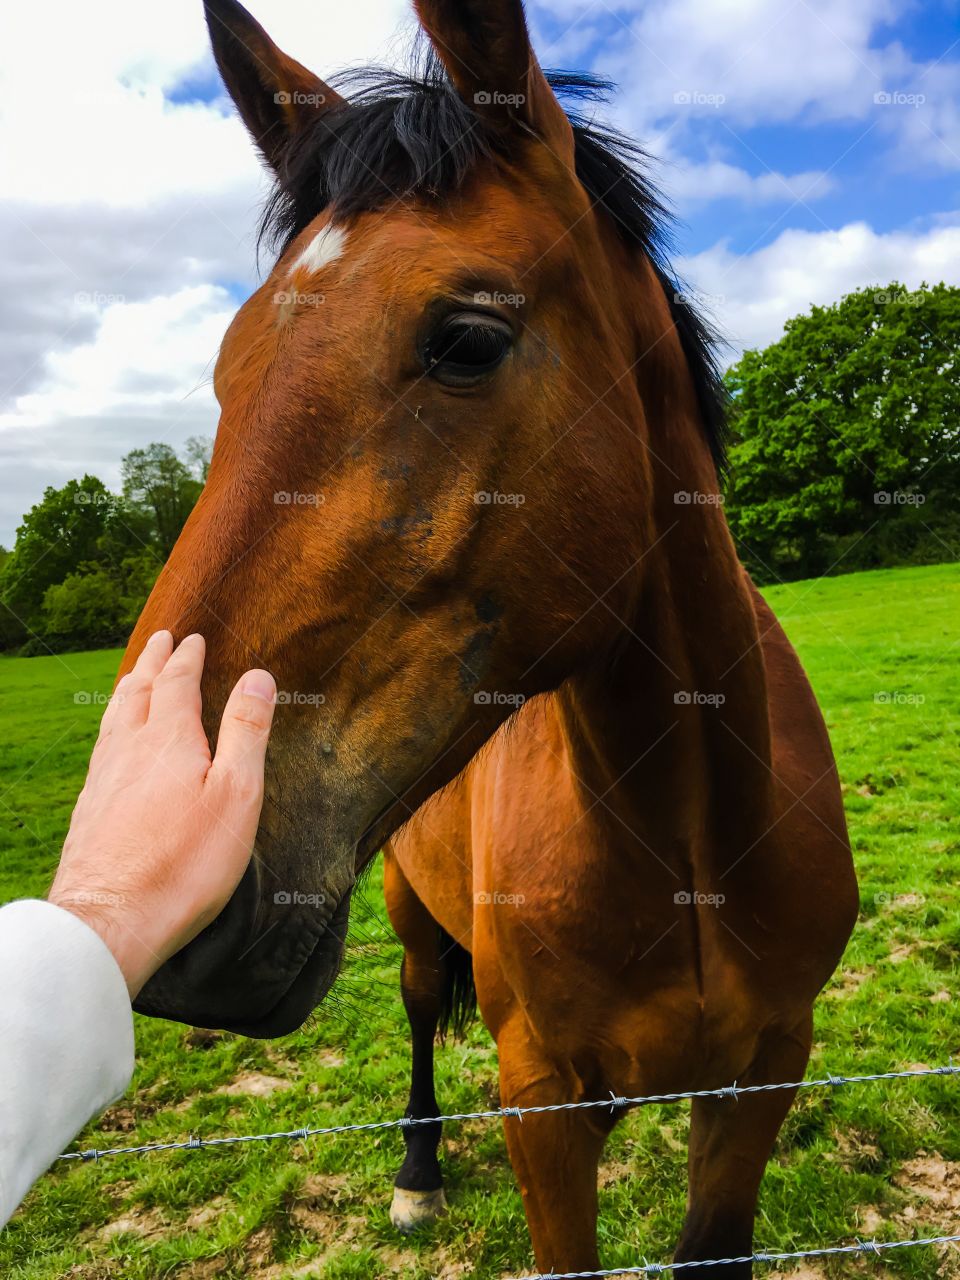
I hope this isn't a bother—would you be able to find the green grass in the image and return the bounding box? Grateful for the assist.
[1,562,959,1279]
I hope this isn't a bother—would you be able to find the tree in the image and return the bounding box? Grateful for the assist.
[122,443,202,558]
[0,476,118,634]
[184,435,213,483]
[1,439,207,653]
[724,281,960,581]
[41,551,160,647]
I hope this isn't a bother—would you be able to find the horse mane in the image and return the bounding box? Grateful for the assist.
[259,48,727,473]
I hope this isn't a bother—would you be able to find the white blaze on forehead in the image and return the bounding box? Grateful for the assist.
[290,224,348,277]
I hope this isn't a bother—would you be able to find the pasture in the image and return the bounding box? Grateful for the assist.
[0,561,958,1280]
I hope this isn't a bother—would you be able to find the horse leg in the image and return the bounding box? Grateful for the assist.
[675,1015,814,1279]
[383,850,448,1233]
[497,1027,612,1273]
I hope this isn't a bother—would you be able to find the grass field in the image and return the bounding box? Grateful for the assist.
[1,562,959,1280]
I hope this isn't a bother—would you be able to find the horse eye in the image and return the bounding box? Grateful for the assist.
[424,314,512,385]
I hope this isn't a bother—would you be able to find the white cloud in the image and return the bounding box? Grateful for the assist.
[0,285,233,428]
[0,0,957,549]
[0,286,233,544]
[570,0,908,129]
[663,158,833,206]
[680,217,960,360]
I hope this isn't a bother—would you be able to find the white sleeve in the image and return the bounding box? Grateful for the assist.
[0,899,135,1226]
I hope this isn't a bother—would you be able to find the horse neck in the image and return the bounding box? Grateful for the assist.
[556,388,775,862]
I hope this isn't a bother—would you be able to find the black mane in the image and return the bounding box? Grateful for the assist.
[260,51,727,472]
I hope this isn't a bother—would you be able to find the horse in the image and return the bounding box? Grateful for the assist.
[122,0,859,1272]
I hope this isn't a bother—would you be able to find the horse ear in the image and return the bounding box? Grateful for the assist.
[414,0,575,165]
[204,0,345,172]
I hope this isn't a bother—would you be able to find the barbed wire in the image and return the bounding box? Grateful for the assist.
[513,1232,960,1279]
[58,1061,960,1278]
[60,1061,959,1162]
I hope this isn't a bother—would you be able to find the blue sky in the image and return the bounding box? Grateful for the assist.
[0,0,957,545]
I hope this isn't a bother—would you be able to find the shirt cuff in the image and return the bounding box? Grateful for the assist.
[0,898,135,1225]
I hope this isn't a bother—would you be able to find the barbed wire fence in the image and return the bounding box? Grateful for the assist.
[60,1061,960,1278]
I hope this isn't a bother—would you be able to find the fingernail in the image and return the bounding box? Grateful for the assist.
[240,670,277,703]
[148,629,172,647]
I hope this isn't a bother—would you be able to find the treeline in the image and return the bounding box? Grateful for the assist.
[2,280,958,655]
[0,440,210,656]
[724,281,960,582]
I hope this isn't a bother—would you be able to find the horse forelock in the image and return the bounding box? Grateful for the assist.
[257,47,727,472]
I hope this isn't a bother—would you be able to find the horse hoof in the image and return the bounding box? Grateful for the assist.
[389,1185,447,1233]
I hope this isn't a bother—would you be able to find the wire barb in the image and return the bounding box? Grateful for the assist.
[52,1063,960,1280]
[58,1061,960,1164]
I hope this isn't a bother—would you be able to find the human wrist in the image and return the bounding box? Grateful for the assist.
[46,888,158,999]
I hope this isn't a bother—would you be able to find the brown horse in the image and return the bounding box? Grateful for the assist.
[122,0,858,1272]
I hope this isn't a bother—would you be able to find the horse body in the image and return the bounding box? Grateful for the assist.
[385,530,857,1269]
[120,0,858,1270]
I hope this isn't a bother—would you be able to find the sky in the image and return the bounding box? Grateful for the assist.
[0,0,958,547]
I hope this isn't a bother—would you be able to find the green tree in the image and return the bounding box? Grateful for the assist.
[184,435,213,483]
[42,565,128,645]
[122,443,202,558]
[40,549,160,647]
[724,281,960,580]
[0,476,117,634]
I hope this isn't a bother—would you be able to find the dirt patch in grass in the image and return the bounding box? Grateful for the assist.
[175,1259,230,1279]
[429,1246,471,1280]
[895,1155,960,1213]
[297,1173,350,1204]
[888,942,922,964]
[96,1204,168,1242]
[246,1225,276,1269]
[830,1127,883,1172]
[61,1266,122,1280]
[186,1196,228,1230]
[97,1101,158,1132]
[891,1156,960,1276]
[217,1072,294,1098]
[286,1175,364,1240]
[598,1158,633,1188]
[826,966,875,997]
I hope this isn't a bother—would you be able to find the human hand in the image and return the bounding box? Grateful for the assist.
[48,631,277,998]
